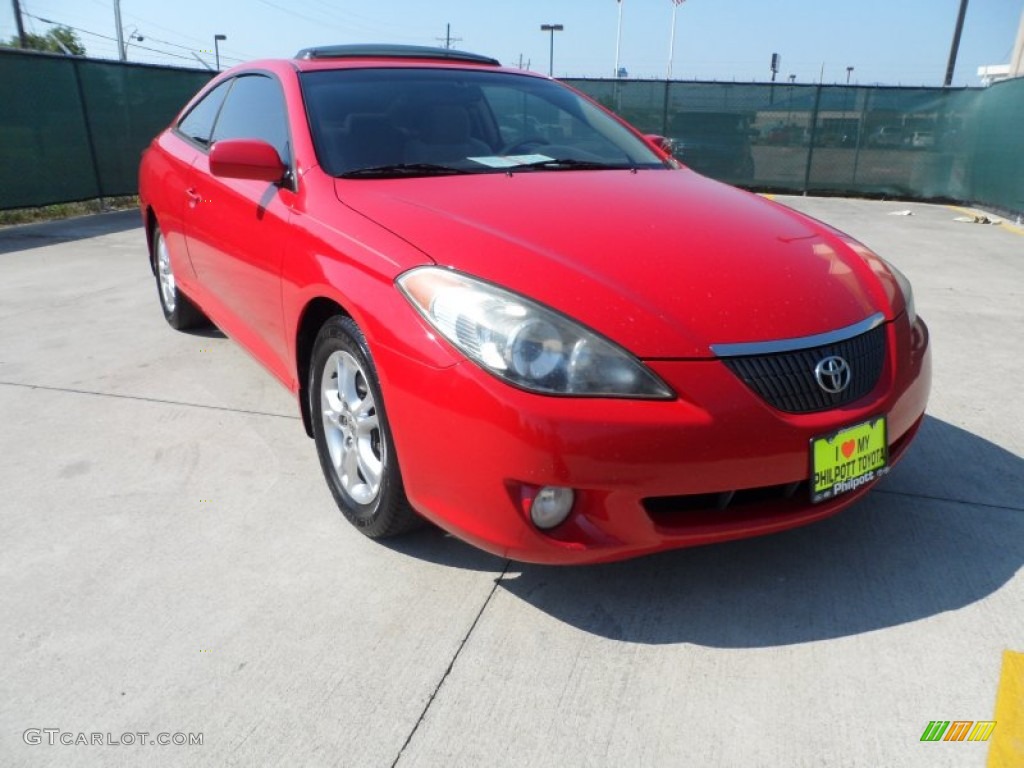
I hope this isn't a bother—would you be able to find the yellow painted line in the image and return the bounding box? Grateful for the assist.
[759,193,776,200]
[947,205,1024,237]
[987,650,1024,767]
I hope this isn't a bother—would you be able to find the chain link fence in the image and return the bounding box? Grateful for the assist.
[1,48,1021,216]
[0,49,213,210]
[567,78,1023,215]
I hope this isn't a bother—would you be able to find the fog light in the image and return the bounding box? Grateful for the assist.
[530,486,574,529]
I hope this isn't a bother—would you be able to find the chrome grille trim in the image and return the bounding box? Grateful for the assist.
[711,312,885,358]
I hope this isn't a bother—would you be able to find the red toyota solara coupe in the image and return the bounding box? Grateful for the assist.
[138,45,930,565]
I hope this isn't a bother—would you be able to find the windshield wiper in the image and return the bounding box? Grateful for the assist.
[510,158,636,172]
[340,162,475,179]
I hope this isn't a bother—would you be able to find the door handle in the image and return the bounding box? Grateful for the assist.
[186,188,201,208]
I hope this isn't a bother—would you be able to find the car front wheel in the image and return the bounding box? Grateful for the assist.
[310,315,419,538]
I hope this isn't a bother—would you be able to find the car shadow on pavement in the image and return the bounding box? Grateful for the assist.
[0,210,140,255]
[487,415,1023,646]
[179,325,227,339]
[381,527,509,572]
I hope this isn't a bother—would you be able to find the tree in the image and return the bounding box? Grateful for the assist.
[5,26,86,56]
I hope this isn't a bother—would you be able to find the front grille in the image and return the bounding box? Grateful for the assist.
[721,324,886,413]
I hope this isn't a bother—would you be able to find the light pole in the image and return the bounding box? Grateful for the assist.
[214,34,227,71]
[846,66,854,84]
[614,0,623,77]
[123,27,144,60]
[667,0,686,79]
[540,24,563,77]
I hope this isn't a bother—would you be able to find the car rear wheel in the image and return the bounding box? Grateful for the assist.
[152,226,208,330]
[310,315,419,538]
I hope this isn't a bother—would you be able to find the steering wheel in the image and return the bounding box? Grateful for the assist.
[503,136,550,154]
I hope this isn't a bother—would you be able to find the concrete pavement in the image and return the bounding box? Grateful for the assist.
[0,198,1021,767]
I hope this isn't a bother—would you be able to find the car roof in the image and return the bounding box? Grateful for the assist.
[211,45,548,88]
[294,44,500,67]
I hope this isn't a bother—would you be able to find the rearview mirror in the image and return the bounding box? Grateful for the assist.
[209,139,286,183]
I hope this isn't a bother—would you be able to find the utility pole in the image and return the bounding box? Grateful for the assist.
[113,0,126,62]
[11,0,27,47]
[846,66,854,84]
[944,0,970,86]
[436,23,461,50]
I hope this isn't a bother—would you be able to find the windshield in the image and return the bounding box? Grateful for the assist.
[299,68,668,177]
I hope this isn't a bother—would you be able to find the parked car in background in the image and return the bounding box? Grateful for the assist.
[668,111,756,183]
[138,45,930,564]
[763,124,809,146]
[910,131,935,149]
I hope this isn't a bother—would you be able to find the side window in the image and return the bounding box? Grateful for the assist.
[177,80,231,147]
[210,74,291,164]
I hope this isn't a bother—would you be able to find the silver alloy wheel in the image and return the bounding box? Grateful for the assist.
[320,349,384,505]
[156,234,176,313]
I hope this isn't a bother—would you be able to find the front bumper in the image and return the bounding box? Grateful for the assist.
[376,314,931,565]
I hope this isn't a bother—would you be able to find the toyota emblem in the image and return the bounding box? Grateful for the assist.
[814,355,852,394]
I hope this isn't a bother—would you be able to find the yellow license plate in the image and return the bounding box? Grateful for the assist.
[810,417,889,503]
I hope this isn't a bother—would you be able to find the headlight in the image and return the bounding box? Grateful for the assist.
[884,261,916,327]
[397,267,673,398]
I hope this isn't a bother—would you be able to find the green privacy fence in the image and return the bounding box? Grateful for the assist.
[965,77,1024,214]
[0,49,213,209]
[565,77,1024,215]
[1,48,1022,216]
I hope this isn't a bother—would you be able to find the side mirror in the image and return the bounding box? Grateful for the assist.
[645,134,675,155]
[209,139,286,182]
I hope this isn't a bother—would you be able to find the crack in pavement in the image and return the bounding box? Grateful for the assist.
[0,380,299,421]
[391,560,511,768]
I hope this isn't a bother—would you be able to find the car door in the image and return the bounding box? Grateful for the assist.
[148,79,232,286]
[184,72,295,385]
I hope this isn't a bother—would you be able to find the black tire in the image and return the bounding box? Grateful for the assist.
[310,315,419,538]
[152,225,209,331]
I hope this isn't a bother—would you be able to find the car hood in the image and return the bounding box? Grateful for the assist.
[334,169,895,359]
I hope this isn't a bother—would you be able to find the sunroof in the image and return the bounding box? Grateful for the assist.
[295,44,500,66]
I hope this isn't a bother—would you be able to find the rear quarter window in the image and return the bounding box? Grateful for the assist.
[176,80,231,147]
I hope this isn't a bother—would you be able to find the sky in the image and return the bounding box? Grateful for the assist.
[3,0,1022,86]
